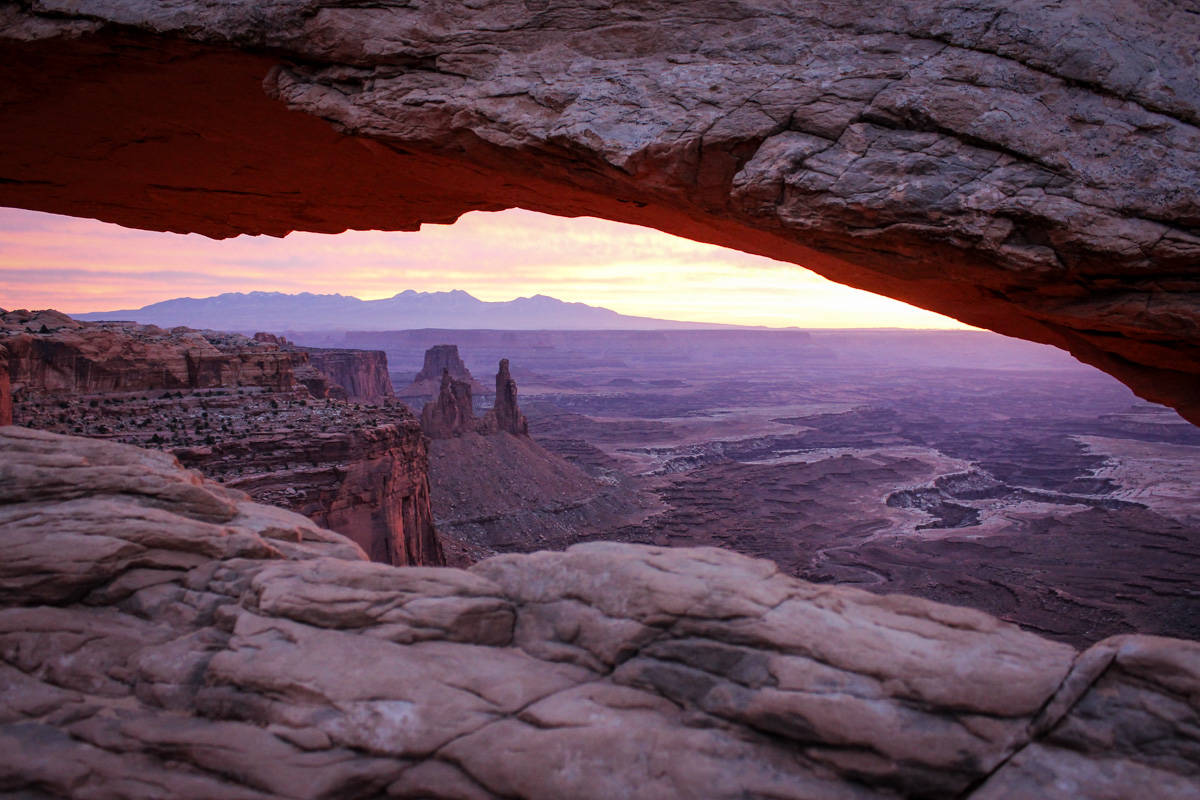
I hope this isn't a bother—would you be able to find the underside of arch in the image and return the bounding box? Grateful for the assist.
[0,2,1197,424]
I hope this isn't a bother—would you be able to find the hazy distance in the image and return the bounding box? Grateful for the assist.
[0,207,973,330]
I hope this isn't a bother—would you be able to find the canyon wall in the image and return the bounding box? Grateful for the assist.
[0,3,1196,422]
[7,311,444,567]
[1,426,1197,799]
[2,310,299,396]
[302,347,393,403]
[252,332,394,402]
[176,420,442,567]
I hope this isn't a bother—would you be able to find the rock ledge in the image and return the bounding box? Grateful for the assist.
[1,426,1198,798]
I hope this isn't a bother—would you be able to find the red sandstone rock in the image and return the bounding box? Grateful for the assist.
[177,419,443,567]
[302,347,393,403]
[480,358,528,437]
[2,427,1198,799]
[1,310,299,395]
[0,5,1196,422]
[420,369,477,439]
[255,332,392,402]
[9,310,444,567]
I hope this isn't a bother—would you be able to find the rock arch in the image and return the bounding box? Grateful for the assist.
[1,1,1197,422]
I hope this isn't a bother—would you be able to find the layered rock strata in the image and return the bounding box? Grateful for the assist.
[176,419,442,567]
[0,426,1197,799]
[2,310,300,397]
[9,311,443,567]
[301,347,393,403]
[253,333,395,403]
[1,3,1198,422]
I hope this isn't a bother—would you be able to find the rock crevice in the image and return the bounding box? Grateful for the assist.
[1,427,1197,798]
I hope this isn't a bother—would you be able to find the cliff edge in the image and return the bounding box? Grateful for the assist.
[2,426,1194,799]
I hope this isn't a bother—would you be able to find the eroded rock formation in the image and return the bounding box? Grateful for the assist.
[420,355,647,564]
[422,357,529,439]
[176,420,443,567]
[420,369,478,439]
[302,347,393,403]
[0,3,1197,422]
[2,310,300,397]
[9,311,443,567]
[480,358,528,437]
[401,344,484,401]
[253,332,395,402]
[0,426,1197,799]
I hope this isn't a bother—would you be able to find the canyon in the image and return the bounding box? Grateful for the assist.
[413,355,651,567]
[302,327,1200,650]
[1,1,1198,794]
[2,309,440,568]
[0,425,1197,799]
[1,1,1198,423]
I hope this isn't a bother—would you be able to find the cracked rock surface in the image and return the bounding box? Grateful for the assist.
[2,425,1198,798]
[1,1,1198,423]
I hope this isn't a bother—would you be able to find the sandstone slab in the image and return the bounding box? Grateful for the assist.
[2,428,1198,797]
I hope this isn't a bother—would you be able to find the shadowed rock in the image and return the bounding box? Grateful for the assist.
[8,311,443,568]
[0,3,1197,422]
[0,343,11,426]
[420,369,478,439]
[1,427,1197,798]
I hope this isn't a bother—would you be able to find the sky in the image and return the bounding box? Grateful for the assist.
[0,207,972,329]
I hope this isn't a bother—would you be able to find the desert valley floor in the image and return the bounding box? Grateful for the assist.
[294,328,1200,648]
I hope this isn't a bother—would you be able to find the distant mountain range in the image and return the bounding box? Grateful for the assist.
[75,290,754,332]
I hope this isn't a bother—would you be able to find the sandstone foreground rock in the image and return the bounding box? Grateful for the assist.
[1,425,1197,799]
[1,1,1198,423]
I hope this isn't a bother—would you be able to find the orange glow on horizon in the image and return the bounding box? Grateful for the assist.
[0,207,975,329]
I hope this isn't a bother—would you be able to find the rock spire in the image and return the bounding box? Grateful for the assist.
[481,358,528,437]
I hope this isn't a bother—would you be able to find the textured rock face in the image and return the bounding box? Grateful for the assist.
[302,347,393,403]
[253,332,394,402]
[0,344,11,427]
[1,3,1198,422]
[420,369,478,439]
[401,344,484,400]
[2,427,1198,799]
[480,358,528,436]
[1,310,300,398]
[422,359,529,438]
[10,312,443,568]
[176,419,443,567]
[416,346,473,384]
